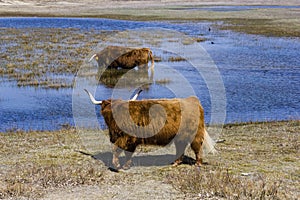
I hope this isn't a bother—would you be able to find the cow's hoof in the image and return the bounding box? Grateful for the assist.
[112,160,121,169]
[122,163,132,170]
[172,161,182,167]
[122,166,131,170]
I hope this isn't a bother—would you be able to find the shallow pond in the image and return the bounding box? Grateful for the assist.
[0,17,299,131]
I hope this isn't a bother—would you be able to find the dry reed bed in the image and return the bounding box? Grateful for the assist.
[94,7,300,37]
[0,28,109,89]
[0,120,299,199]
[1,1,299,38]
[0,27,206,89]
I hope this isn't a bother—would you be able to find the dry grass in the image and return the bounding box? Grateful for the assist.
[0,128,105,199]
[0,121,299,199]
[0,28,109,89]
[0,27,205,89]
[2,163,104,198]
[96,7,300,37]
[0,1,299,37]
[0,27,184,89]
[168,56,186,62]
[168,167,285,199]
[220,17,300,37]
[167,120,300,199]
[155,78,172,85]
[108,8,300,37]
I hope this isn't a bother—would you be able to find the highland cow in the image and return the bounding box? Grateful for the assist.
[89,46,154,69]
[84,89,216,170]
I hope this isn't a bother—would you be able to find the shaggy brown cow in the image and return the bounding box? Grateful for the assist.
[89,46,154,69]
[84,89,216,170]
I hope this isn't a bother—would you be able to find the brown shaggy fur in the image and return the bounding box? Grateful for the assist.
[93,46,154,69]
[100,97,205,169]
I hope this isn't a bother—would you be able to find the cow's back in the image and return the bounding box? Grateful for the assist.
[101,97,204,145]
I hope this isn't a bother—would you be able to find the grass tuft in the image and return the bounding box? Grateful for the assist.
[1,163,104,199]
[167,167,286,199]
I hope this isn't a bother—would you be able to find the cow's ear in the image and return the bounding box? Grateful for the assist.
[101,100,111,108]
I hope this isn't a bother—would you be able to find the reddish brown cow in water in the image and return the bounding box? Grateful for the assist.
[89,46,154,69]
[84,89,216,170]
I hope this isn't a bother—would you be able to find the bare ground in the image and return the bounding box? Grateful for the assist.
[0,121,299,199]
[1,0,299,15]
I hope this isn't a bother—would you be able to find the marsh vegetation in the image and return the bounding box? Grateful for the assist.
[0,121,299,199]
[0,28,108,88]
[1,1,299,37]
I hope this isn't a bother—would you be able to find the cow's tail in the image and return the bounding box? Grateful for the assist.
[149,50,154,69]
[203,129,217,154]
[88,54,97,62]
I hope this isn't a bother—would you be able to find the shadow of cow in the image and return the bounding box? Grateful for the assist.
[89,151,196,171]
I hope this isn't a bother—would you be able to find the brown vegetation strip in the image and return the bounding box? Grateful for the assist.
[0,28,110,89]
[1,1,299,37]
[0,120,299,199]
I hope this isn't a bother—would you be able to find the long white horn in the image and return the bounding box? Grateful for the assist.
[131,89,143,101]
[84,89,102,105]
[88,54,97,62]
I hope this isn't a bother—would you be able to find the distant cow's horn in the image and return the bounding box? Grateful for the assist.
[88,54,97,62]
[84,89,102,105]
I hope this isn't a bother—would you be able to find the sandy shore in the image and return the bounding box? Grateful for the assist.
[0,0,300,17]
[1,0,299,37]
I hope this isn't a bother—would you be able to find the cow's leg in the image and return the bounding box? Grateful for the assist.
[123,151,133,170]
[191,138,203,166]
[122,144,137,170]
[173,141,188,166]
[112,145,122,169]
[122,151,134,170]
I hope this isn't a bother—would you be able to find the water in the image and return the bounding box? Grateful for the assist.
[0,80,73,131]
[0,17,192,32]
[0,17,299,131]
